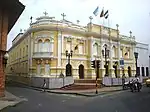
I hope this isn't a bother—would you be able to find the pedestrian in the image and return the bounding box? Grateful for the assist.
[122,74,126,85]
[42,78,46,92]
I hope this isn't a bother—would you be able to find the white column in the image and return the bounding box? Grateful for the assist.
[109,40,112,68]
[58,32,61,67]
[100,44,104,69]
[132,44,136,74]
[61,35,64,53]
[117,42,121,77]
[109,40,113,77]
[90,37,94,60]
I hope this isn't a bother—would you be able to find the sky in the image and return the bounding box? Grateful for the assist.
[7,0,150,50]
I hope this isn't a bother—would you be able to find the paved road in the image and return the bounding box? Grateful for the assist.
[2,84,150,112]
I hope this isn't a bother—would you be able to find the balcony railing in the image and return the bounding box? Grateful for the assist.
[32,52,53,58]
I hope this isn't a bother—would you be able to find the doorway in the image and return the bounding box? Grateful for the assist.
[66,63,72,76]
[79,64,84,79]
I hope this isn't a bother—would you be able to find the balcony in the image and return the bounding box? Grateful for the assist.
[32,52,53,59]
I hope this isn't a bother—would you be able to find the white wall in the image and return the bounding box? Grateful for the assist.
[135,42,149,76]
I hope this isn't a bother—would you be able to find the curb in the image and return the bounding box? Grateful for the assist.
[6,81,123,97]
[46,90,106,97]
[47,89,123,97]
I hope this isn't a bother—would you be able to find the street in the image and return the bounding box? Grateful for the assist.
[1,83,150,112]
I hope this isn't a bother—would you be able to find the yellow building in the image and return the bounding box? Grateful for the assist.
[6,14,136,83]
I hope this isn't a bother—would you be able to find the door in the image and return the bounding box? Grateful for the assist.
[79,64,84,79]
[66,63,72,76]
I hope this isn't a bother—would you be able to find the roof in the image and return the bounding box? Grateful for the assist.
[0,0,25,33]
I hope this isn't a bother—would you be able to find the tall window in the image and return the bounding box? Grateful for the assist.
[38,39,43,52]
[137,67,140,76]
[112,46,116,58]
[26,45,28,55]
[146,67,149,76]
[20,49,21,58]
[79,44,84,54]
[43,39,50,52]
[124,47,130,58]
[120,48,123,58]
[66,42,71,51]
[141,67,145,76]
[93,43,98,56]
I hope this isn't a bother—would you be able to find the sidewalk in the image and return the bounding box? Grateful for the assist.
[6,80,123,97]
[0,91,25,110]
[47,86,123,97]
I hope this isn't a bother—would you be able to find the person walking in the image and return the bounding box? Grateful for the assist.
[42,78,47,92]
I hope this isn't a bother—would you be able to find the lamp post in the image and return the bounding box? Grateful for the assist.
[65,50,73,76]
[102,44,109,76]
[134,52,138,76]
[2,51,9,69]
[66,50,73,64]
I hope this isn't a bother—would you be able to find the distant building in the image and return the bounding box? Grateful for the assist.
[6,14,137,85]
[135,42,149,77]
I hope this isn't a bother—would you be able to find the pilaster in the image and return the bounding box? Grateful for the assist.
[117,42,121,76]
[57,31,62,67]
[109,40,113,76]
[100,43,104,77]
[90,37,94,60]
[61,35,64,53]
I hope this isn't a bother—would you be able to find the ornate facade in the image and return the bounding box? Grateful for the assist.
[6,14,136,81]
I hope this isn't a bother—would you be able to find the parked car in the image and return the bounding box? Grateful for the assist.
[146,78,150,87]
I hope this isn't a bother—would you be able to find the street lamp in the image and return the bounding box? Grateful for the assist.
[134,52,138,76]
[65,50,73,76]
[102,44,109,76]
[66,50,73,64]
[1,51,9,68]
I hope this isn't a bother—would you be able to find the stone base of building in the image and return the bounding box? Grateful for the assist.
[6,75,74,89]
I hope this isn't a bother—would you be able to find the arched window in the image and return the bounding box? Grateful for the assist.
[112,46,116,58]
[124,47,130,58]
[93,43,98,56]
[37,39,43,52]
[43,39,50,52]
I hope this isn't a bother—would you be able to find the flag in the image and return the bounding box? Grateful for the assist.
[93,6,99,16]
[74,45,78,50]
[104,10,108,17]
[100,8,104,17]
[105,14,109,19]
